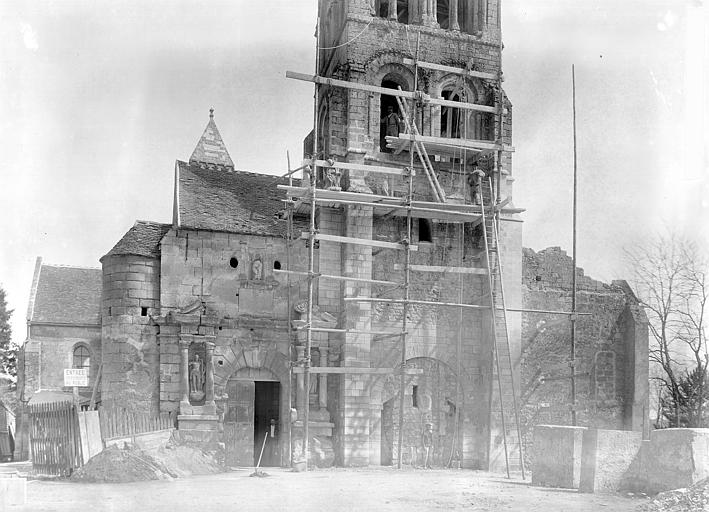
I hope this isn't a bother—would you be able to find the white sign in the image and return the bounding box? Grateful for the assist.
[64,368,88,387]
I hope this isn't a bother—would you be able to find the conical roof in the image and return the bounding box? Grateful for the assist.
[188,108,234,169]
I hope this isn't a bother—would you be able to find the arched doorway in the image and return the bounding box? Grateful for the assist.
[379,357,461,467]
[224,367,283,468]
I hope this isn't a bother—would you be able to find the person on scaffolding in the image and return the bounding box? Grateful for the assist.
[468,166,487,206]
[380,105,402,152]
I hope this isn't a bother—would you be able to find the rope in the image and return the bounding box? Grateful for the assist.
[319,18,374,50]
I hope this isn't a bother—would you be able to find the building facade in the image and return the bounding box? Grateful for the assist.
[17,0,648,471]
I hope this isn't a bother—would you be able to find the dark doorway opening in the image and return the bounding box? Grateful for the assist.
[253,381,280,467]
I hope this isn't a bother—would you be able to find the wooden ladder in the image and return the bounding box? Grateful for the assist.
[480,177,525,478]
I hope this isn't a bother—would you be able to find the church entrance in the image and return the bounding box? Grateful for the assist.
[224,375,281,467]
[254,381,280,467]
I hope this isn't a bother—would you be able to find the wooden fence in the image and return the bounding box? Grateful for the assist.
[28,401,82,476]
[98,406,175,440]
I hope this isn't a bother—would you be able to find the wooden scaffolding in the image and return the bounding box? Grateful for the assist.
[278,27,543,477]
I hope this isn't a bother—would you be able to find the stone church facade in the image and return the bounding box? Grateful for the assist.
[17,0,649,470]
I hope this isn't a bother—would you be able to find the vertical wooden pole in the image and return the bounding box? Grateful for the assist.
[570,64,578,426]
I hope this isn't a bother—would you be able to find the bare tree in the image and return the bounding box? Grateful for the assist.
[625,233,708,427]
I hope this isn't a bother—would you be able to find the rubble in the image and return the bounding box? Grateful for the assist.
[638,478,709,512]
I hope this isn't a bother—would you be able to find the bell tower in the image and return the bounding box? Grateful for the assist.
[291,0,522,471]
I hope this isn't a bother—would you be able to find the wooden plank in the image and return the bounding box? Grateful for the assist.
[395,264,488,275]
[344,297,490,310]
[292,367,423,375]
[302,232,419,251]
[273,269,400,286]
[391,134,514,153]
[402,58,498,81]
[286,71,497,113]
[312,159,413,176]
[279,185,484,222]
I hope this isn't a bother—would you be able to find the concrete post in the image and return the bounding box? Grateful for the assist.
[179,340,190,404]
[319,346,328,409]
[296,345,306,420]
[450,0,460,30]
[388,0,397,20]
[205,340,215,405]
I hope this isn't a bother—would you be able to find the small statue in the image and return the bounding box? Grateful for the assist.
[326,166,342,191]
[189,354,204,394]
[252,259,263,280]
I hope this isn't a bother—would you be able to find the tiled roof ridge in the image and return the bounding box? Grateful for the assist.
[175,160,288,180]
[41,262,101,271]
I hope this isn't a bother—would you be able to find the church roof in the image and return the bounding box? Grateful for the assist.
[102,220,172,260]
[188,109,235,169]
[29,262,102,325]
[175,161,304,236]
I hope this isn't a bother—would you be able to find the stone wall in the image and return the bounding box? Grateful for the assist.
[22,325,101,394]
[101,254,161,414]
[521,247,649,469]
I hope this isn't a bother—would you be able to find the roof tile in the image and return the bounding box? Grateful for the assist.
[103,221,171,260]
[177,160,305,236]
[32,265,102,325]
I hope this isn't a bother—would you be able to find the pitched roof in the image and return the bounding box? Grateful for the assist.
[102,221,171,260]
[188,109,235,169]
[176,160,304,236]
[31,264,102,325]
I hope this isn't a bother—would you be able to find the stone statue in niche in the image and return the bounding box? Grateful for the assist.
[252,259,263,280]
[325,163,342,191]
[189,353,205,401]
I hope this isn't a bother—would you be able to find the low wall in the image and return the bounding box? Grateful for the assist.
[579,429,642,492]
[531,425,586,489]
[534,426,709,494]
[622,428,709,494]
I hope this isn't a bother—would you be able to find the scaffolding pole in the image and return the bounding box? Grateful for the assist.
[301,15,321,471]
[286,150,294,468]
[570,64,578,427]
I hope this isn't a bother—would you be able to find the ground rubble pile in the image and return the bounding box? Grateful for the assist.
[71,438,222,483]
[638,478,709,512]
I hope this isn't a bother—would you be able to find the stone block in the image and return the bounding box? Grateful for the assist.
[632,428,709,493]
[579,429,643,493]
[532,425,586,489]
[0,473,27,506]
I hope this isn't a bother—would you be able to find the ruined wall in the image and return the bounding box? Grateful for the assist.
[101,254,161,414]
[521,247,649,468]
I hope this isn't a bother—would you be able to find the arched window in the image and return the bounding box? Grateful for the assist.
[440,83,495,141]
[380,77,408,152]
[73,345,90,371]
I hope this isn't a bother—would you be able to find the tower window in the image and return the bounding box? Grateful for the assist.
[229,257,239,269]
[418,219,433,243]
[437,0,450,29]
[412,385,419,408]
[273,260,282,270]
[141,307,148,316]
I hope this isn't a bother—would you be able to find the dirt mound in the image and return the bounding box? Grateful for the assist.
[70,437,223,483]
[71,445,174,483]
[638,478,709,512]
[149,443,222,478]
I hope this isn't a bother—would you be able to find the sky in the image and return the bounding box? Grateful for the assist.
[0,0,706,347]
